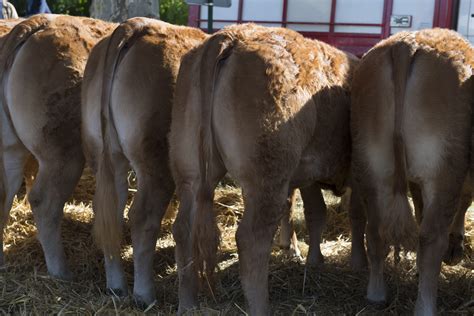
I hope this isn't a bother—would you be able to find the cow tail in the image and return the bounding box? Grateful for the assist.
[192,34,234,281]
[382,42,418,250]
[93,20,146,259]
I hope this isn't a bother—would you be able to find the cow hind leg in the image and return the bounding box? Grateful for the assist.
[359,170,415,303]
[0,143,29,266]
[236,181,290,315]
[28,151,84,279]
[300,183,327,266]
[365,197,390,304]
[277,189,301,259]
[443,184,469,265]
[360,181,397,304]
[173,183,199,314]
[349,187,368,271]
[129,169,174,306]
[415,176,464,315]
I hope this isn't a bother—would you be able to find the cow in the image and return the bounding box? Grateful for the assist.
[351,28,474,315]
[81,17,207,306]
[169,23,358,314]
[0,14,115,279]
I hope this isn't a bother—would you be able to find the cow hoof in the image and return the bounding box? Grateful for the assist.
[49,269,73,281]
[177,304,195,315]
[367,298,388,309]
[443,233,464,266]
[177,298,198,315]
[367,282,387,306]
[133,288,156,310]
[106,287,127,298]
[134,296,156,310]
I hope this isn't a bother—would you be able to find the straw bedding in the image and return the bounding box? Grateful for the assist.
[0,168,472,314]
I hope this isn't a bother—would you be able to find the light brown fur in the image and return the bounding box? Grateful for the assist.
[0,14,115,279]
[82,17,206,305]
[0,17,23,267]
[170,23,357,314]
[351,28,473,315]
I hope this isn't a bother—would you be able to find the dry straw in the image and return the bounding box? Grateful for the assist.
[0,168,472,314]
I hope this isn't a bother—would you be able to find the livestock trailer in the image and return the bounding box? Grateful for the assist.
[188,0,474,55]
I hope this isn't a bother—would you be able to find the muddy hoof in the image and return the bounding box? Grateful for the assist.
[443,233,464,265]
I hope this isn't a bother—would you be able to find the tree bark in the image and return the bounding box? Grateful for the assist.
[90,0,159,22]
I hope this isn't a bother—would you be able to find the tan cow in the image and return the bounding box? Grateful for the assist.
[170,23,358,314]
[351,28,474,315]
[82,18,207,305]
[0,14,115,279]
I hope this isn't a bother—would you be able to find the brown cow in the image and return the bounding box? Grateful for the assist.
[0,14,115,279]
[170,23,358,314]
[82,18,207,305]
[351,28,474,315]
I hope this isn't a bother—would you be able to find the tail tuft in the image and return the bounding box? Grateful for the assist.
[93,159,122,258]
[192,186,220,280]
[380,194,418,251]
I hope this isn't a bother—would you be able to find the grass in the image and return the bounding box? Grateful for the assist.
[0,168,472,315]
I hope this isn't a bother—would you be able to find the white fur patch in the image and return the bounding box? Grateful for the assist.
[405,134,445,178]
[366,141,394,178]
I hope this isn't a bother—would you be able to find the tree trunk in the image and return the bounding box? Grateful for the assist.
[90,0,159,22]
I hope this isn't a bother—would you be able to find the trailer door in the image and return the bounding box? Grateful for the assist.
[457,0,474,44]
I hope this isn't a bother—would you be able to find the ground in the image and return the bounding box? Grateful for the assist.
[0,169,472,315]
